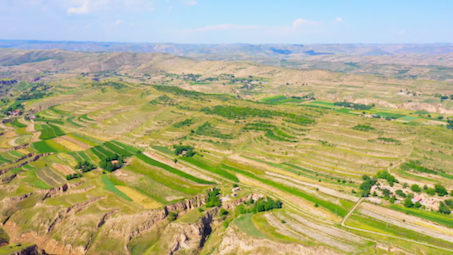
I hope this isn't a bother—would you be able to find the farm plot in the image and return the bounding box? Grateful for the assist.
[115,186,162,209]
[101,175,132,201]
[136,153,214,185]
[39,125,65,140]
[90,146,116,160]
[67,133,102,146]
[33,141,58,153]
[54,137,85,151]
[126,157,207,195]
[36,167,66,187]
[104,141,137,156]
[10,119,27,128]
[52,163,75,175]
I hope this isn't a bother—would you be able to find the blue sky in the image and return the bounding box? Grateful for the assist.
[0,0,452,44]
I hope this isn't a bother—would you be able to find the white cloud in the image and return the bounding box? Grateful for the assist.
[186,0,198,6]
[167,6,173,12]
[292,18,320,28]
[66,0,154,15]
[115,19,122,25]
[332,17,342,24]
[67,0,89,14]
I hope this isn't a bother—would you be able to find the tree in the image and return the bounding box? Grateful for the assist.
[435,184,448,196]
[396,189,406,198]
[411,184,421,193]
[414,202,422,208]
[404,197,414,208]
[426,188,436,196]
[389,196,396,204]
[439,202,451,214]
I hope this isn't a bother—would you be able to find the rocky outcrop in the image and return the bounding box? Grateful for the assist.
[159,207,220,255]
[164,194,206,212]
[214,228,342,255]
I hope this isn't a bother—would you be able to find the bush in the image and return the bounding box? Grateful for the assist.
[65,173,83,180]
[396,189,406,198]
[404,197,414,208]
[219,208,229,216]
[439,202,451,214]
[411,184,421,193]
[174,145,196,157]
[435,184,448,196]
[167,212,178,221]
[426,188,436,196]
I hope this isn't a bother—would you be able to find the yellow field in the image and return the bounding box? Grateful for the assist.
[115,186,162,209]
[17,149,31,155]
[54,138,84,151]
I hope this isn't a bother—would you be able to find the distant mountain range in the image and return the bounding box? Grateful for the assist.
[1,40,453,56]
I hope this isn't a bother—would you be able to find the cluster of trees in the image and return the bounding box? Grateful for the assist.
[401,161,438,175]
[174,145,196,157]
[65,173,83,180]
[16,91,47,101]
[334,102,373,110]
[353,125,375,131]
[206,188,221,207]
[76,161,97,173]
[195,122,234,139]
[235,197,283,215]
[376,171,398,187]
[359,175,378,197]
[99,154,124,172]
[173,118,195,128]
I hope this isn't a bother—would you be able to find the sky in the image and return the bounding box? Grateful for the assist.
[0,0,452,44]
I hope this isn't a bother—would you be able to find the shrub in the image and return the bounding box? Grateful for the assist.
[396,189,406,197]
[167,212,178,221]
[439,202,451,214]
[411,184,421,193]
[174,145,196,157]
[435,184,448,196]
[219,208,229,216]
[206,188,221,207]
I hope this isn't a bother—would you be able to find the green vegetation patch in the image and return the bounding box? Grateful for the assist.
[136,153,214,184]
[33,141,58,153]
[10,119,27,128]
[399,116,419,121]
[67,133,101,146]
[39,125,65,140]
[101,175,132,201]
[104,141,137,157]
[182,156,239,182]
[233,214,267,238]
[390,205,453,228]
[353,124,375,131]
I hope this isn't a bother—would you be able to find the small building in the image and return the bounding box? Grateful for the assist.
[111,160,119,164]
[412,196,423,203]
[232,187,241,193]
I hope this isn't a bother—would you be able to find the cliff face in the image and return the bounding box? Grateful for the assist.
[154,207,220,255]
[213,228,342,255]
[0,189,208,255]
